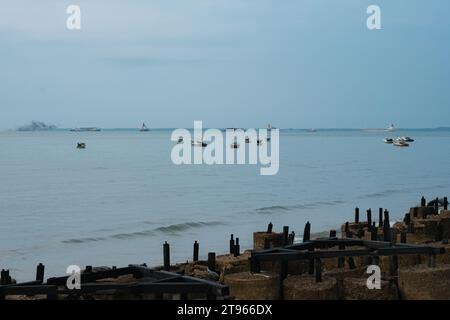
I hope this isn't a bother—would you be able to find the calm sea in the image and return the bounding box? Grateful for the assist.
[1,129,449,281]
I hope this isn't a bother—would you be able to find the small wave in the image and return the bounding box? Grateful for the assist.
[358,189,405,199]
[255,200,345,214]
[62,221,225,244]
[255,206,290,213]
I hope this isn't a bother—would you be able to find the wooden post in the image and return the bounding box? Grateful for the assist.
[379,208,383,228]
[389,256,399,277]
[444,197,448,210]
[400,231,407,243]
[208,252,216,270]
[250,251,261,273]
[338,245,345,269]
[315,258,322,283]
[288,231,295,245]
[383,218,391,242]
[434,197,439,214]
[193,241,199,261]
[303,222,311,242]
[367,209,372,227]
[355,207,359,223]
[283,226,289,246]
[163,241,170,271]
[329,230,337,238]
[229,234,235,255]
[384,210,390,225]
[36,263,45,282]
[421,196,426,207]
[234,238,240,257]
[267,222,273,233]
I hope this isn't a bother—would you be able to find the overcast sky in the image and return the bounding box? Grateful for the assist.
[1,0,449,129]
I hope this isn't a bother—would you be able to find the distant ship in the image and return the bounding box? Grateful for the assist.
[70,127,101,132]
[140,123,150,132]
[363,124,395,132]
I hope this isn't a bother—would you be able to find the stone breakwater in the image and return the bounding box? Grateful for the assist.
[0,196,449,300]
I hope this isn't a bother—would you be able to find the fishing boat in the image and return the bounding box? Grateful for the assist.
[70,127,101,132]
[140,123,150,132]
[398,136,414,142]
[383,138,394,144]
[76,142,86,149]
[363,124,395,133]
[308,128,317,133]
[393,139,409,147]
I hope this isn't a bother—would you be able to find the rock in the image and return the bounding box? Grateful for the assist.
[224,272,280,300]
[398,264,450,299]
[283,275,338,300]
[343,277,398,300]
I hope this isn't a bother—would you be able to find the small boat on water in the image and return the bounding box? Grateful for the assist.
[140,123,150,132]
[393,139,409,147]
[383,138,394,144]
[191,140,208,147]
[398,136,414,142]
[76,142,86,149]
[70,127,101,132]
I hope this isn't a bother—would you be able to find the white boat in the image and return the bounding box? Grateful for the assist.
[383,138,393,144]
[393,139,409,147]
[398,136,414,142]
[363,124,395,132]
[140,123,150,132]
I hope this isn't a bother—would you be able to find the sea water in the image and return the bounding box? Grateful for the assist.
[0,129,449,281]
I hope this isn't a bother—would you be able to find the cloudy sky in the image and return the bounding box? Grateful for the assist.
[0,0,449,129]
